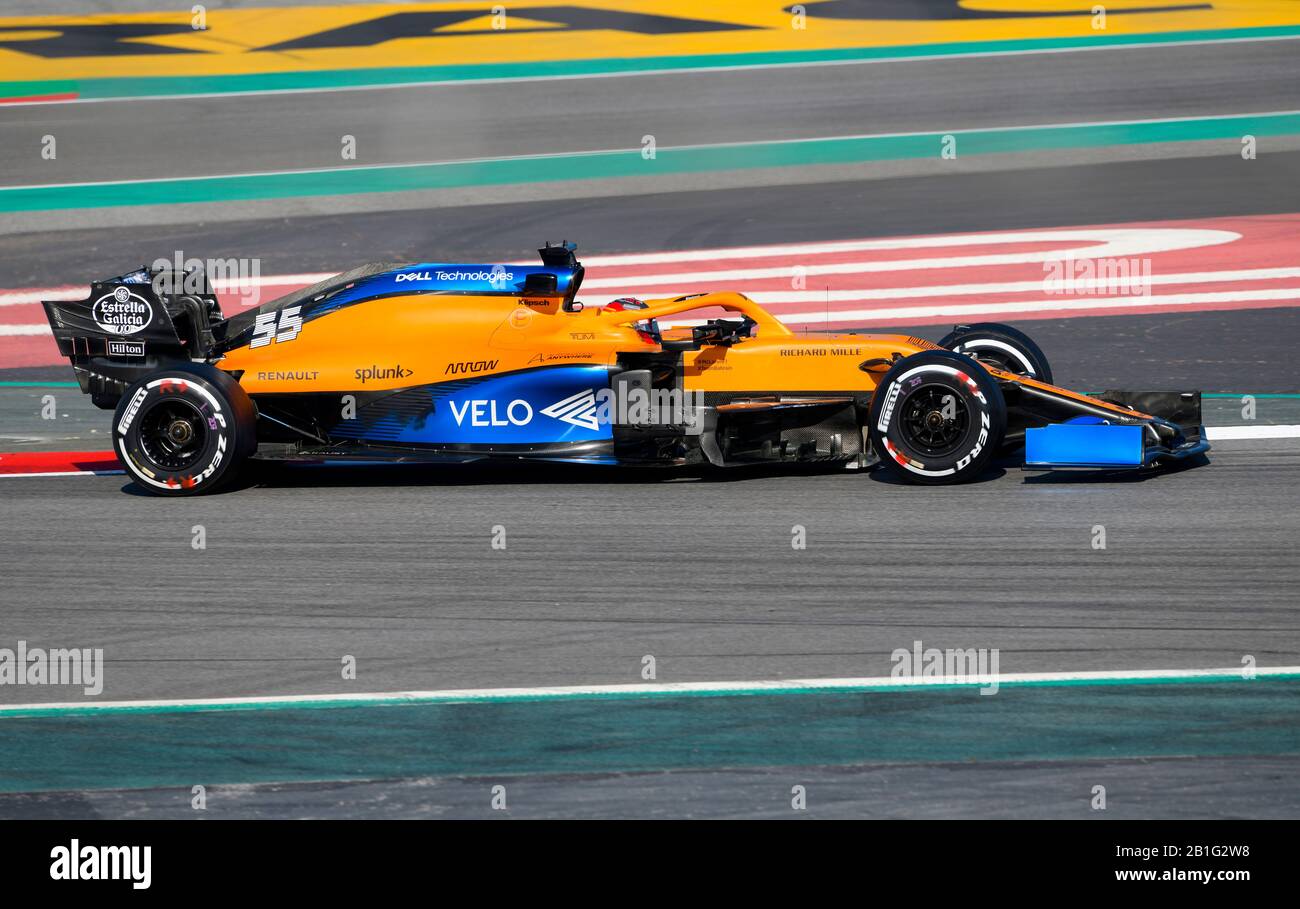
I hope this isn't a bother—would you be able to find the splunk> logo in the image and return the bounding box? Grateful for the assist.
[355,363,414,384]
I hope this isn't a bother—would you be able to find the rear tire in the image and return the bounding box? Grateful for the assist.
[868,350,1005,485]
[113,363,255,496]
[938,322,1053,384]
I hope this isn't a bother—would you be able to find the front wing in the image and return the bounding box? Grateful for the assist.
[1021,389,1209,470]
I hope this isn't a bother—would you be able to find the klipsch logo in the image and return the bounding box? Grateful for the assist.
[91,287,152,335]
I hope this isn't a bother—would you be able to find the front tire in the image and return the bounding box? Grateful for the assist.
[868,350,1006,485]
[113,363,255,496]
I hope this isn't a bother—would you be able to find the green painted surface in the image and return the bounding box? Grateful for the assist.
[2,26,1299,103]
[0,382,80,388]
[0,679,1296,792]
[4,112,1299,213]
[0,80,76,99]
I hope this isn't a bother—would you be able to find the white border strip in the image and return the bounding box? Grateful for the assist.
[2,665,1296,716]
[1204,424,1300,440]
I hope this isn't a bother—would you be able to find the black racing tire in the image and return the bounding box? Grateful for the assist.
[868,350,1006,485]
[938,322,1053,385]
[113,363,256,496]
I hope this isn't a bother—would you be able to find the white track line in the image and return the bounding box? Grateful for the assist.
[0,325,55,335]
[1,665,1295,716]
[582,227,1237,270]
[1205,424,1300,440]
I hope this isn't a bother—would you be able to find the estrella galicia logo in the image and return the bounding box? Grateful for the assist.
[540,389,600,431]
[91,286,153,335]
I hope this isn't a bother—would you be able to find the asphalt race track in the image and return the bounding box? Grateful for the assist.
[0,1,1298,819]
[1,436,1296,696]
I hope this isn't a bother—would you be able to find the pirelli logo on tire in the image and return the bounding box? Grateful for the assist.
[875,379,902,433]
[116,387,148,435]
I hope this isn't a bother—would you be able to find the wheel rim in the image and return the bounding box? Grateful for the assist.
[136,398,208,471]
[898,384,969,456]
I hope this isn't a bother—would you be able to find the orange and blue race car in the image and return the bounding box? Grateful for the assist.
[43,242,1209,495]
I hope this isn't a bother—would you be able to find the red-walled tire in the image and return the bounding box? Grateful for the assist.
[868,350,1006,485]
[113,363,255,496]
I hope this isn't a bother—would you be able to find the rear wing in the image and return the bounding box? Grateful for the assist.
[42,266,224,408]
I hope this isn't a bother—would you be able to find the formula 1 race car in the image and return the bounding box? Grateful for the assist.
[43,243,1209,496]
